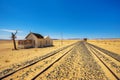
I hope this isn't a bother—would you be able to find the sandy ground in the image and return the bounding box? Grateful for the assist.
[0,40,78,69]
[3,42,75,80]
[86,43,120,79]
[36,42,109,80]
[0,40,120,80]
[88,39,120,55]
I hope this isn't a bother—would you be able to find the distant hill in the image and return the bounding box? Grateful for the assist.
[52,39,59,40]
[0,39,11,41]
[92,38,120,40]
[67,38,81,40]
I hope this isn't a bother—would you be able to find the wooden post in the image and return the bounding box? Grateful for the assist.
[61,32,63,45]
[11,31,17,50]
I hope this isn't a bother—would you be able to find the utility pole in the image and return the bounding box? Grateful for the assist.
[61,32,63,45]
[11,31,17,50]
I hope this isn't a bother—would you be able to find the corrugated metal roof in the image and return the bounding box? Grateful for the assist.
[25,32,44,39]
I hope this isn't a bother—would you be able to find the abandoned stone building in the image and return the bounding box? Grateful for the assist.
[18,32,53,48]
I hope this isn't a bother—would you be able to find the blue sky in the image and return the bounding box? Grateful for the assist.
[0,0,120,39]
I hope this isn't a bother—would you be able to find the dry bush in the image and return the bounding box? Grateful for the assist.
[5,60,10,63]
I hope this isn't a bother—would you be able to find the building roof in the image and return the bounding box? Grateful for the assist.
[25,32,44,39]
[44,36,50,39]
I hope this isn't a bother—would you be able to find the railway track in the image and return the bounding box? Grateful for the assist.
[1,41,120,80]
[0,41,79,80]
[85,42,120,80]
[34,42,120,80]
[87,42,120,62]
[35,42,110,80]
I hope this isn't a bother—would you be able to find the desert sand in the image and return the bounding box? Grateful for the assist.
[88,39,120,55]
[0,39,120,80]
[0,40,78,69]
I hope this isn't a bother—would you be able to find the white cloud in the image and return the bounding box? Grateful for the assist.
[0,35,11,39]
[0,29,23,33]
[16,35,25,40]
[0,29,24,40]
[0,35,25,40]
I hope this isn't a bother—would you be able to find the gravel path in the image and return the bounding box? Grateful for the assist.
[36,42,109,80]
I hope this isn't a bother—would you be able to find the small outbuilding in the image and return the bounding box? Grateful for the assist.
[18,32,53,48]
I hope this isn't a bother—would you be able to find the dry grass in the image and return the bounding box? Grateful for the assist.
[0,40,78,69]
[88,39,120,55]
[0,40,119,80]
